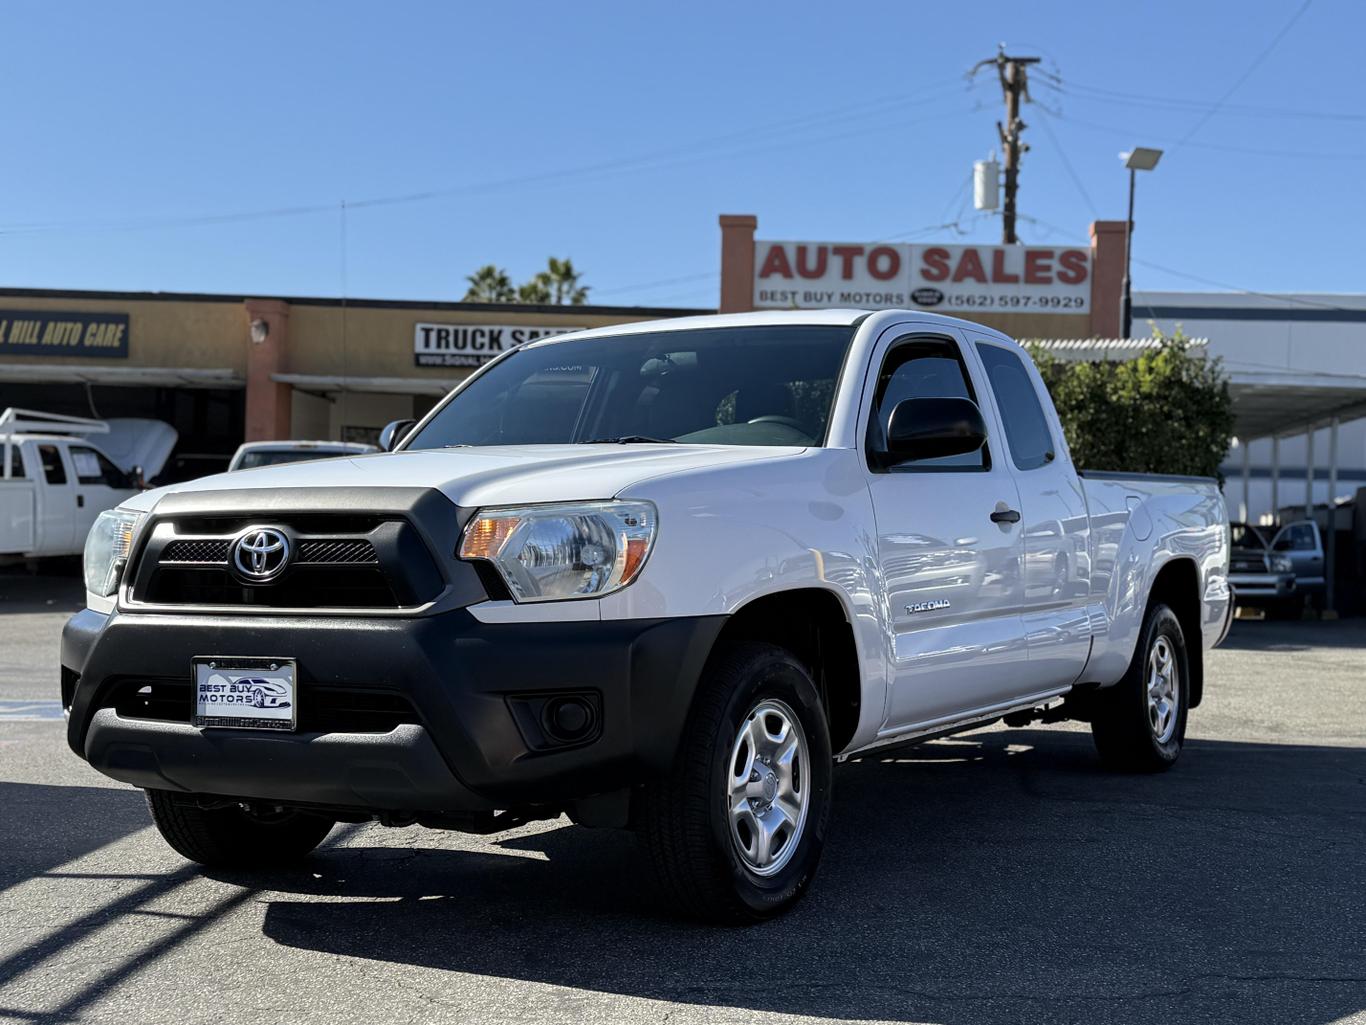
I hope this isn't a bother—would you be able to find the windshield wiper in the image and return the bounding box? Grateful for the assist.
[583,435,677,444]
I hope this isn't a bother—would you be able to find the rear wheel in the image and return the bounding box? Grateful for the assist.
[1091,603,1189,772]
[145,790,335,867]
[637,642,833,923]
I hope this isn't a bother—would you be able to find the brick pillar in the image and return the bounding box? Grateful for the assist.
[718,214,757,313]
[1089,220,1128,338]
[243,299,292,441]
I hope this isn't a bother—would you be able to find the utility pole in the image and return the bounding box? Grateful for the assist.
[970,46,1040,244]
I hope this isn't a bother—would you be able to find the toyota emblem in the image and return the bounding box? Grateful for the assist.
[230,527,291,582]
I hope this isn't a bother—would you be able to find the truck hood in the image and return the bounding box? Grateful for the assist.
[123,444,807,513]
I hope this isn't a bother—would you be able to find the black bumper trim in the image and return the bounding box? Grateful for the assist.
[63,606,726,812]
[85,711,492,812]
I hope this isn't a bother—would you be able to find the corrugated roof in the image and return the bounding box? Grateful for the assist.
[1022,337,1208,361]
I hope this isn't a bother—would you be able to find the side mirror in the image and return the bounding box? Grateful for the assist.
[379,419,417,452]
[884,397,987,463]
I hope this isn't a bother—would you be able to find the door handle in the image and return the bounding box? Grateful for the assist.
[990,508,1021,524]
[76,494,85,508]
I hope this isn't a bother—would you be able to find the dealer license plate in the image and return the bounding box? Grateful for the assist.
[192,657,297,731]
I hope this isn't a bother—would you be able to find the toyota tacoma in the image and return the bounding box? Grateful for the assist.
[62,310,1232,921]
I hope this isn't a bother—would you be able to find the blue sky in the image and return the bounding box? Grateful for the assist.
[0,0,1358,308]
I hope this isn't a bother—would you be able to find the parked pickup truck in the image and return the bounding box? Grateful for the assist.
[62,310,1232,922]
[1,409,174,561]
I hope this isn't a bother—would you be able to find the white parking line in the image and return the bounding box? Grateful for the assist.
[0,699,65,721]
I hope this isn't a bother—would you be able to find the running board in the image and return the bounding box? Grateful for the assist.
[838,690,1069,762]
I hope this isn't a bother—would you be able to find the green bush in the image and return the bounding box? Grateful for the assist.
[1026,328,1234,481]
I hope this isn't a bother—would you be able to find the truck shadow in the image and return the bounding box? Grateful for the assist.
[255,729,1366,1025]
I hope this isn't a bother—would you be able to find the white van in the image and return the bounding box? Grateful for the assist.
[0,409,175,560]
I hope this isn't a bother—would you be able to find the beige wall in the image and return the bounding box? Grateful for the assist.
[0,294,247,371]
[284,304,654,381]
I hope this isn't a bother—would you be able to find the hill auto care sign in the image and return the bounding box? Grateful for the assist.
[0,311,129,358]
[414,323,576,368]
[752,241,1091,313]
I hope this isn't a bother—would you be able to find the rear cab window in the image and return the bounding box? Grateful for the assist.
[975,342,1056,471]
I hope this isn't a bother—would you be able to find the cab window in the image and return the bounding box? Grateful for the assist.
[976,342,1056,471]
[3,445,25,479]
[37,445,67,485]
[70,447,131,488]
[866,336,988,471]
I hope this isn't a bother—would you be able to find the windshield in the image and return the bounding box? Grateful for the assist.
[1231,523,1269,549]
[405,325,856,449]
[236,449,348,470]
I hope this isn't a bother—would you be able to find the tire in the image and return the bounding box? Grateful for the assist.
[637,642,833,924]
[145,790,335,868]
[1091,603,1189,772]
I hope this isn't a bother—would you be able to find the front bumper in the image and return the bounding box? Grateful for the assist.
[1228,572,1296,600]
[62,606,724,815]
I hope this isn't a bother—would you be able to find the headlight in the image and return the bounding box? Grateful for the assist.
[84,509,143,597]
[459,500,656,603]
[1271,555,1294,574]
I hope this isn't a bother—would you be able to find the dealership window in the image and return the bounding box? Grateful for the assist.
[37,445,66,485]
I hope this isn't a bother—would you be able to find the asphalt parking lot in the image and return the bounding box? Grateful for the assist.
[0,566,1363,1025]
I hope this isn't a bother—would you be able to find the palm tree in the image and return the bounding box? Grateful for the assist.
[517,277,552,304]
[463,265,515,303]
[543,257,589,305]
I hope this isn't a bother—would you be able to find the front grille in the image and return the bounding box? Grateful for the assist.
[295,540,378,564]
[142,567,398,608]
[104,678,420,733]
[128,513,443,610]
[160,538,378,567]
[162,539,232,564]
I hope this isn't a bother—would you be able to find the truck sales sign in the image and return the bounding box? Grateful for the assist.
[414,323,577,368]
[0,311,130,358]
[752,241,1091,314]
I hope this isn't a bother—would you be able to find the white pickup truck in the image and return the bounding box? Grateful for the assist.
[62,310,1231,922]
[0,409,173,561]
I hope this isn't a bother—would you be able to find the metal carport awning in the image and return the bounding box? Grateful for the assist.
[1031,337,1366,613]
[1228,370,1366,439]
[0,364,243,388]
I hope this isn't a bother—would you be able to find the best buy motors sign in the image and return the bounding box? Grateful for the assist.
[753,241,1091,314]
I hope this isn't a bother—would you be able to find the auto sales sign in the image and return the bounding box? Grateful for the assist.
[752,241,1090,314]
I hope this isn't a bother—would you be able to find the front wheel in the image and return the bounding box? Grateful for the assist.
[637,642,833,923]
[145,790,335,868]
[1091,603,1189,772]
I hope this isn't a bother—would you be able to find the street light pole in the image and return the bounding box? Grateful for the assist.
[1119,147,1163,339]
[1122,165,1136,339]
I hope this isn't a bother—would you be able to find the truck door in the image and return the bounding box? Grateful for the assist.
[33,444,76,555]
[1272,521,1324,595]
[973,340,1092,689]
[0,442,37,554]
[863,329,1031,732]
[68,445,135,547]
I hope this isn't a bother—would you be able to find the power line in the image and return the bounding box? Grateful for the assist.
[1034,108,1098,217]
[1015,213,1362,313]
[1036,76,1362,122]
[0,80,973,238]
[1170,0,1314,151]
[592,271,717,296]
[1046,108,1364,160]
